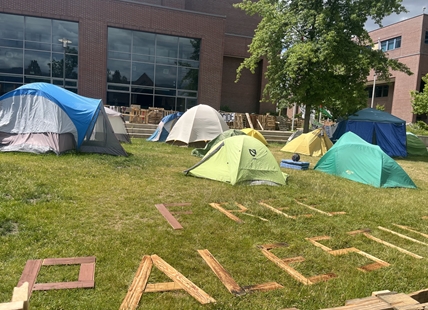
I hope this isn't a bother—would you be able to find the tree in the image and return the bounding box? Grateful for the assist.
[411,73,428,116]
[235,0,412,132]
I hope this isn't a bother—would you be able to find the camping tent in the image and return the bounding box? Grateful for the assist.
[332,108,407,157]
[241,128,268,145]
[281,128,332,156]
[166,104,229,147]
[191,129,246,157]
[314,132,416,188]
[184,135,287,186]
[147,112,183,142]
[0,83,127,156]
[406,132,428,156]
[105,107,131,143]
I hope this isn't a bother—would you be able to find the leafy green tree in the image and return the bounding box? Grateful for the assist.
[411,73,428,116]
[235,0,412,132]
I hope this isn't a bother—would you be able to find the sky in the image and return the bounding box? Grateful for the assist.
[365,0,427,31]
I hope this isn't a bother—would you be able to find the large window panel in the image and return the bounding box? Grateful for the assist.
[52,20,78,48]
[179,38,200,61]
[155,65,177,88]
[131,93,153,109]
[133,32,155,56]
[155,95,175,110]
[25,17,51,43]
[132,62,154,86]
[107,91,130,106]
[24,50,51,76]
[108,28,131,53]
[107,59,131,84]
[178,67,198,91]
[156,35,178,58]
[0,14,24,40]
[0,48,23,74]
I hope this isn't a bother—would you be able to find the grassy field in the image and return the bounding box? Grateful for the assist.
[1,139,428,310]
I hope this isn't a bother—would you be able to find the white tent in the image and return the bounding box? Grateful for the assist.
[104,107,131,143]
[166,104,229,147]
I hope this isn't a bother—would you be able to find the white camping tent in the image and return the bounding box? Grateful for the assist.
[166,104,229,147]
[0,83,127,156]
[104,107,131,143]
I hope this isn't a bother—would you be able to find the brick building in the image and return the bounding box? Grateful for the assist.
[0,0,274,114]
[367,14,428,123]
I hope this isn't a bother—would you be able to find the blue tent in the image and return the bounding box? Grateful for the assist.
[332,108,407,157]
[0,83,127,156]
[147,112,183,142]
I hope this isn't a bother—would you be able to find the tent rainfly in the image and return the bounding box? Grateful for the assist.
[332,108,407,157]
[406,132,428,156]
[241,128,268,145]
[166,104,229,147]
[314,132,416,188]
[0,83,127,156]
[184,135,287,186]
[281,128,332,157]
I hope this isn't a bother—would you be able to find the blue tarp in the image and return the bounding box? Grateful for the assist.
[332,108,407,157]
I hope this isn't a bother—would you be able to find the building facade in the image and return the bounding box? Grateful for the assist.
[0,0,274,114]
[367,14,428,123]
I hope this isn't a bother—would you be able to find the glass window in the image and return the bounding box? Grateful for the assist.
[156,35,178,58]
[380,36,401,51]
[52,20,78,48]
[108,28,132,53]
[107,91,130,106]
[0,14,24,40]
[155,65,177,88]
[24,50,51,76]
[178,67,198,91]
[132,62,154,86]
[179,38,200,61]
[0,48,23,74]
[155,95,175,110]
[131,93,153,109]
[107,59,131,84]
[25,17,51,43]
[133,32,155,56]
[425,31,428,44]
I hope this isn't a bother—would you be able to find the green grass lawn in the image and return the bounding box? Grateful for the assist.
[1,139,428,309]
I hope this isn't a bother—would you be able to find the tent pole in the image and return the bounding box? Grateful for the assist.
[291,104,296,131]
[371,73,376,108]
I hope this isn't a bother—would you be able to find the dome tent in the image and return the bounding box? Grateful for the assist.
[281,128,332,157]
[0,83,127,156]
[314,132,416,188]
[191,129,246,158]
[406,132,428,156]
[241,128,268,145]
[166,104,229,147]
[184,135,287,186]
[104,106,131,143]
[147,112,183,142]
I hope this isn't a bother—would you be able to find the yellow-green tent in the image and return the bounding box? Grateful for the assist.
[241,128,268,145]
[281,128,332,157]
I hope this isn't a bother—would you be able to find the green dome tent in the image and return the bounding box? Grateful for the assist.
[406,132,428,156]
[314,132,416,188]
[191,129,246,158]
[184,135,287,186]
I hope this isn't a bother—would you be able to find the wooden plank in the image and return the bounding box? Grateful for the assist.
[33,281,94,290]
[378,226,428,246]
[155,204,183,230]
[42,256,96,266]
[144,282,181,293]
[243,282,283,293]
[258,242,288,250]
[151,254,216,304]
[260,248,312,285]
[241,212,269,222]
[198,249,245,296]
[119,255,152,310]
[282,256,305,264]
[11,282,28,310]
[78,263,96,282]
[234,202,248,212]
[0,301,26,310]
[294,199,334,216]
[209,203,243,223]
[163,203,192,207]
[305,236,333,252]
[257,119,264,130]
[259,202,296,219]
[396,302,428,310]
[393,224,428,239]
[409,288,428,303]
[362,232,423,259]
[347,229,371,235]
[377,293,419,307]
[307,273,337,284]
[328,247,358,256]
[245,113,254,129]
[17,259,42,298]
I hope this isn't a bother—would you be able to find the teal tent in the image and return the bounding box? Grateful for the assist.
[314,132,416,188]
[406,132,428,156]
[184,135,287,186]
[191,129,246,157]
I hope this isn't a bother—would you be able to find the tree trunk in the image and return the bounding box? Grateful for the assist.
[303,106,311,133]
